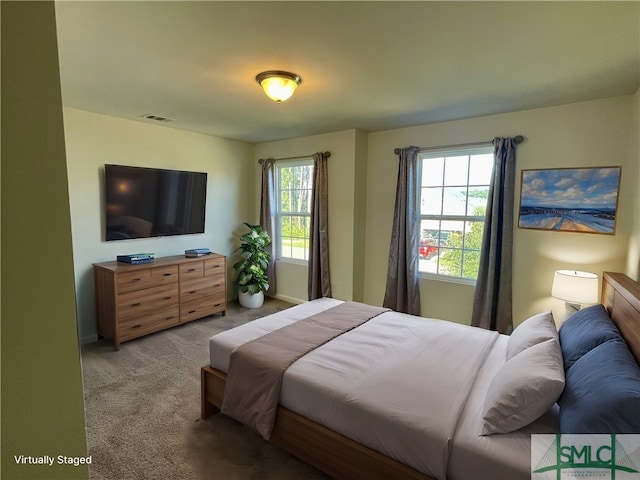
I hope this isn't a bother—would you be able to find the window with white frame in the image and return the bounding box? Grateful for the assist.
[276,160,314,262]
[418,147,494,281]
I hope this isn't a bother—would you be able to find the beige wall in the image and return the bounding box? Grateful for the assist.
[66,95,637,339]
[1,2,89,478]
[254,129,362,303]
[352,129,369,302]
[365,96,635,326]
[63,108,254,342]
[253,96,636,323]
[626,86,640,280]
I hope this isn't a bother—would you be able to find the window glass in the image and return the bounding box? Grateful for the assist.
[443,155,469,186]
[276,161,313,262]
[421,157,444,187]
[442,187,467,216]
[418,147,493,281]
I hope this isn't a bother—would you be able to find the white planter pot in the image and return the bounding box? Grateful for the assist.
[238,290,264,309]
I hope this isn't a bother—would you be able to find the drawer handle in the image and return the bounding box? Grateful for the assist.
[189,310,196,314]
[164,296,172,300]
[132,278,141,282]
[213,283,221,288]
[131,302,141,307]
[132,324,142,329]
[163,273,172,277]
[166,316,174,320]
[214,303,222,307]
[189,290,197,294]
[187,268,196,272]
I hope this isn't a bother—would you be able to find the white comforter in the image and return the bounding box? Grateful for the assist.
[209,298,558,480]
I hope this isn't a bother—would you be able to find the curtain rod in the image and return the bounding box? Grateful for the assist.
[258,151,331,164]
[393,135,524,155]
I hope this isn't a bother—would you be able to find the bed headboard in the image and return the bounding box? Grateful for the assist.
[602,272,640,365]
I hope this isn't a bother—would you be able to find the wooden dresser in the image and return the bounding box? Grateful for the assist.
[94,254,226,350]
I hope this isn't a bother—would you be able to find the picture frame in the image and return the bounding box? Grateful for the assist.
[518,166,621,235]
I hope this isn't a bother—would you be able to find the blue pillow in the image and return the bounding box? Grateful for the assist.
[558,304,622,370]
[558,338,640,434]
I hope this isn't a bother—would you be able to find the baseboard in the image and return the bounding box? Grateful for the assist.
[271,293,305,305]
[80,334,99,345]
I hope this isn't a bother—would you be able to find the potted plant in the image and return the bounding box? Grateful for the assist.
[233,222,271,308]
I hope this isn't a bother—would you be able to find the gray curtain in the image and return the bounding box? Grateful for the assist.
[259,158,277,297]
[471,137,516,333]
[383,146,421,315]
[308,152,331,300]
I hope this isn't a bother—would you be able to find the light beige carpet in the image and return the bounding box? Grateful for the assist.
[81,298,328,480]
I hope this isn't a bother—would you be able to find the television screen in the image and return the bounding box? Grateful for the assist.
[104,164,207,241]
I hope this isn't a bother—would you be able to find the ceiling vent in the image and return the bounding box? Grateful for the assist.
[140,113,172,123]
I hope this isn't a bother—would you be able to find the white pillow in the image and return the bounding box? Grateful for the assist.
[480,338,565,435]
[507,311,557,360]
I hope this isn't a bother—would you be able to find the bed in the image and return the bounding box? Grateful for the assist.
[201,272,640,479]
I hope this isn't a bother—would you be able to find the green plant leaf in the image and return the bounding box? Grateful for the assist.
[232,222,272,293]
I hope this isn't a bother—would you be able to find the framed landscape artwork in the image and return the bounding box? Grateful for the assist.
[518,166,621,234]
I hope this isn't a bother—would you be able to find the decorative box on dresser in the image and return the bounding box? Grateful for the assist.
[94,254,226,350]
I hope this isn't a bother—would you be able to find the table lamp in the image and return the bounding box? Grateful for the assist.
[551,270,599,311]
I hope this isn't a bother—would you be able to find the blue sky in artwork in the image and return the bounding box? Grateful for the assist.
[520,167,620,209]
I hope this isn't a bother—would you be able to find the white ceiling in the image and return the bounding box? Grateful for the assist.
[55,1,640,144]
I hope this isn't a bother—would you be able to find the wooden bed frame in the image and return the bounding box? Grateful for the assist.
[602,272,640,364]
[201,271,640,480]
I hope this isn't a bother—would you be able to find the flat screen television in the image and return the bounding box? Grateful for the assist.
[104,164,207,241]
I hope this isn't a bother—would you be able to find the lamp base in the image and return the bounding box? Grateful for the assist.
[563,302,582,319]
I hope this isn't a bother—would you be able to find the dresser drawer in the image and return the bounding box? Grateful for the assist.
[151,265,179,282]
[181,277,225,299]
[119,305,180,341]
[205,257,225,277]
[117,265,178,294]
[180,261,204,281]
[117,283,179,319]
[180,292,226,323]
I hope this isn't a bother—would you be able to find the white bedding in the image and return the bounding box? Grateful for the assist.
[209,298,559,480]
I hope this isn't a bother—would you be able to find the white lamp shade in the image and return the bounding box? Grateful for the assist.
[551,270,599,305]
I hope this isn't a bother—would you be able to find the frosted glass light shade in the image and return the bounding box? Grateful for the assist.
[256,71,302,103]
[551,270,599,305]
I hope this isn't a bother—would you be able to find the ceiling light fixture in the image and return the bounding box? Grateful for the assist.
[256,70,302,103]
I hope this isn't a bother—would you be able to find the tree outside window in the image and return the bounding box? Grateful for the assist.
[418,148,493,281]
[276,160,313,261]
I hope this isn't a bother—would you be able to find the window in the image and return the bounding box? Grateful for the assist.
[276,160,314,262]
[418,147,494,282]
